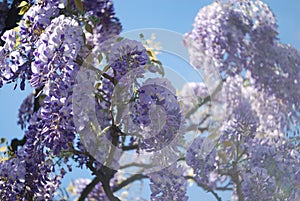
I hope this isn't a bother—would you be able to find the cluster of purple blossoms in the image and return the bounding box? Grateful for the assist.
[184,0,300,122]
[84,0,122,43]
[72,38,156,170]
[0,112,64,200]
[240,138,300,200]
[0,0,60,89]
[148,162,188,201]
[109,38,148,81]
[187,112,300,200]
[81,0,122,53]
[0,156,26,200]
[30,15,83,87]
[184,1,300,199]
[40,74,78,155]
[184,0,277,76]
[0,0,124,199]
[17,93,34,130]
[186,136,221,188]
[185,70,300,199]
[0,29,24,88]
[129,78,182,152]
[26,12,83,156]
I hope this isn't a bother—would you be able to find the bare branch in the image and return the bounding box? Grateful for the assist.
[113,174,148,192]
[120,162,153,169]
[78,177,101,201]
[185,176,224,201]
[122,144,138,151]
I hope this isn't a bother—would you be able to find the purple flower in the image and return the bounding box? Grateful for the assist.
[184,0,277,77]
[18,93,35,130]
[129,78,182,152]
[241,167,276,201]
[83,0,122,45]
[148,163,188,201]
[109,39,148,81]
[30,15,83,88]
[186,136,220,187]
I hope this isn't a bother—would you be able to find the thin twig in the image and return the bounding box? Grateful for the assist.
[113,174,148,192]
[120,162,153,169]
[185,176,223,201]
[122,144,138,151]
[185,81,223,118]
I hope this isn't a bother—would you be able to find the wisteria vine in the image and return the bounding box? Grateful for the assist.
[0,0,300,201]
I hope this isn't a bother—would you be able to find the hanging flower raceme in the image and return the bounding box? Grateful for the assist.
[148,163,189,201]
[0,0,123,199]
[184,0,278,76]
[30,15,83,88]
[109,38,148,81]
[128,78,182,152]
[0,0,60,89]
[184,0,300,131]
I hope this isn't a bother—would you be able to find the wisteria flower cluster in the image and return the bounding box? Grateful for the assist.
[0,0,125,200]
[184,0,300,200]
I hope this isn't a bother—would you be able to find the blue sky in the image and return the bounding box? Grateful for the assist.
[0,0,300,200]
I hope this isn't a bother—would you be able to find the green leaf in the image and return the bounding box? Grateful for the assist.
[0,138,5,144]
[139,33,144,39]
[39,94,47,102]
[218,151,227,162]
[95,82,101,89]
[86,44,93,50]
[152,60,165,77]
[18,1,30,15]
[243,79,251,87]
[222,141,234,147]
[85,53,94,66]
[85,23,93,34]
[90,16,100,26]
[116,37,124,42]
[82,33,86,44]
[75,55,84,65]
[74,0,84,12]
[98,53,103,63]
[152,59,162,66]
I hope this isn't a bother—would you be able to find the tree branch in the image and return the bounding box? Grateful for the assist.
[78,176,101,201]
[120,162,153,169]
[122,144,138,151]
[86,161,121,201]
[185,176,223,201]
[113,174,148,192]
[185,81,223,118]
